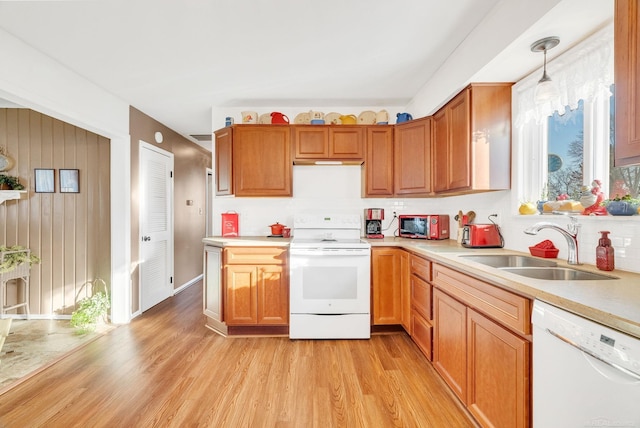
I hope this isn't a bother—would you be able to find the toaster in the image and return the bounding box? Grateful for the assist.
[460,224,503,248]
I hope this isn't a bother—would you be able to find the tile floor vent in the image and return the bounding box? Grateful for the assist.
[190,134,212,142]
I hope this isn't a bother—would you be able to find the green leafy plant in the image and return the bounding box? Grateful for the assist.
[70,291,110,333]
[0,174,24,190]
[600,194,640,206]
[0,245,40,273]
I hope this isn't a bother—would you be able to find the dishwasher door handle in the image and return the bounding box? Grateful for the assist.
[546,328,640,381]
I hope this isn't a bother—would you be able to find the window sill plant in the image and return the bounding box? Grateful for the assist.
[600,195,640,216]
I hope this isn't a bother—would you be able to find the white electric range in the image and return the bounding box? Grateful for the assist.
[288,213,371,339]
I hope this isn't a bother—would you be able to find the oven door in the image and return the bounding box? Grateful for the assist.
[289,247,370,314]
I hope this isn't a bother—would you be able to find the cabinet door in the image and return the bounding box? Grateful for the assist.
[371,248,402,325]
[615,0,640,166]
[204,247,222,321]
[448,89,471,190]
[432,109,449,193]
[214,128,233,195]
[394,118,433,196]
[329,126,365,160]
[433,289,467,403]
[293,126,329,159]
[433,89,470,193]
[225,265,258,325]
[233,126,292,196]
[364,126,394,197]
[257,264,289,325]
[467,309,530,428]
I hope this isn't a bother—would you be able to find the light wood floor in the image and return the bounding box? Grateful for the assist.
[0,282,476,427]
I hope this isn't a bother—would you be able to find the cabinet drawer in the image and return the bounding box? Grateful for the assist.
[432,264,531,336]
[411,274,432,320]
[411,310,433,361]
[224,247,287,265]
[410,254,431,281]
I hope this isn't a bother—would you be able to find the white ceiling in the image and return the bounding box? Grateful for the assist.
[0,0,613,146]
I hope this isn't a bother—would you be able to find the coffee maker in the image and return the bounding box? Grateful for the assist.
[364,208,384,239]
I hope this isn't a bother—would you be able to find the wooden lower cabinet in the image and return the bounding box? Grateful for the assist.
[433,289,467,401]
[433,286,531,428]
[467,308,530,428]
[371,247,410,331]
[224,247,288,326]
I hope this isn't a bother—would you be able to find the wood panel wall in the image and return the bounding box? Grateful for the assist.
[0,108,110,316]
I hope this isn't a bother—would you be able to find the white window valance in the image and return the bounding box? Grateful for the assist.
[514,22,614,126]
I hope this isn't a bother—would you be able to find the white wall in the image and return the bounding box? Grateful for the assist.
[0,28,133,323]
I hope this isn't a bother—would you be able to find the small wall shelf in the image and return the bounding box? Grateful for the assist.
[0,190,27,204]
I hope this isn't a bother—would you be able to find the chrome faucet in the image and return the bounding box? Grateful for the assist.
[524,217,581,265]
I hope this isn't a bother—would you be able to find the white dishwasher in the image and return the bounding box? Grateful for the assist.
[532,300,640,428]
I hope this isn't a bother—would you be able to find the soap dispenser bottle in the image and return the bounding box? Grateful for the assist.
[596,231,614,271]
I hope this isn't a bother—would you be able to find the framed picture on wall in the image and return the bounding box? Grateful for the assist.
[59,169,79,193]
[34,168,55,193]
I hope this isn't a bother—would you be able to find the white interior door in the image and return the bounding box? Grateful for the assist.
[139,142,174,312]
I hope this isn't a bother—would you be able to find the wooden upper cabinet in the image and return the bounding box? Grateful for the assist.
[214,128,233,196]
[394,117,433,196]
[433,109,449,193]
[232,126,292,197]
[363,126,394,197]
[434,89,470,192]
[615,0,640,166]
[292,125,364,163]
[292,126,329,159]
[329,126,365,159]
[448,90,472,190]
[433,83,512,195]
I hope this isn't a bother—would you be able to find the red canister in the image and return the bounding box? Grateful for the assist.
[221,212,239,237]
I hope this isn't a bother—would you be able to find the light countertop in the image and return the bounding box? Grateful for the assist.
[203,236,640,339]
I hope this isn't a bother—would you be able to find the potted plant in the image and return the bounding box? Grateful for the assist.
[0,174,24,190]
[70,278,110,333]
[0,245,40,274]
[600,194,640,216]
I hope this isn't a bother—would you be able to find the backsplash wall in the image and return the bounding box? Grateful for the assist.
[213,165,640,274]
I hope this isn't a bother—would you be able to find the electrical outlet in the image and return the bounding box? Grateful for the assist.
[393,211,397,218]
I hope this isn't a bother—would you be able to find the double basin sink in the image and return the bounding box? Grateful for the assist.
[459,254,617,281]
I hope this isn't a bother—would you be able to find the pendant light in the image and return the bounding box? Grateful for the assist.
[530,36,560,104]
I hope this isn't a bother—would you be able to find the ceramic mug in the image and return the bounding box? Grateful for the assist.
[339,114,357,125]
[376,110,389,124]
[270,112,290,124]
[309,110,325,121]
[241,111,258,124]
[396,112,413,123]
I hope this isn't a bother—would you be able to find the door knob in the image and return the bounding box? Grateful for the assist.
[142,236,151,242]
